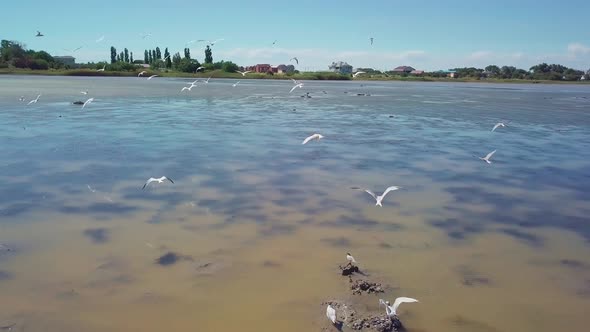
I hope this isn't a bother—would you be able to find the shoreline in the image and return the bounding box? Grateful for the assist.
[1,68,589,85]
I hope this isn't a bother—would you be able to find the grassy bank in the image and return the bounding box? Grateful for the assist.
[1,68,588,84]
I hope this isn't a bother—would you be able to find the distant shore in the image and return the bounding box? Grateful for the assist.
[1,68,588,84]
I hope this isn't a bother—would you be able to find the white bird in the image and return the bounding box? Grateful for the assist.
[27,94,41,105]
[302,133,324,145]
[491,122,509,132]
[232,81,240,87]
[138,71,147,77]
[379,298,419,317]
[326,305,337,324]
[237,70,251,76]
[142,176,174,189]
[82,98,94,109]
[346,252,357,265]
[290,83,304,93]
[96,35,105,43]
[36,31,44,37]
[140,33,152,39]
[181,84,197,92]
[19,96,25,101]
[97,65,105,72]
[290,57,299,64]
[204,76,212,83]
[80,90,88,95]
[356,186,402,207]
[207,38,224,46]
[477,150,497,164]
[196,66,205,72]
[353,71,366,78]
[163,55,170,61]
[147,75,158,80]
[87,185,97,193]
[370,37,374,45]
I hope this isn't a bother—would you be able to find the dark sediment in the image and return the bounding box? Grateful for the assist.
[155,252,192,266]
[350,279,384,295]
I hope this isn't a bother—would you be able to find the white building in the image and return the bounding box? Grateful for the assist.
[329,61,353,74]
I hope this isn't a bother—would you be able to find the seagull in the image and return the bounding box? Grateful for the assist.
[301,133,324,145]
[181,84,197,92]
[290,82,304,93]
[232,81,240,87]
[370,37,374,45]
[140,33,152,39]
[491,121,509,132]
[73,46,83,52]
[36,31,44,37]
[237,70,251,76]
[290,57,299,64]
[163,55,170,62]
[87,184,97,193]
[19,96,25,101]
[142,176,174,189]
[326,305,337,324]
[207,38,224,46]
[196,66,205,72]
[97,65,105,72]
[80,90,88,95]
[204,76,212,83]
[346,252,357,265]
[379,298,419,317]
[82,98,94,109]
[272,40,277,46]
[355,186,402,207]
[476,150,497,164]
[353,71,366,78]
[138,71,147,77]
[27,94,41,105]
[147,75,158,80]
[96,35,105,43]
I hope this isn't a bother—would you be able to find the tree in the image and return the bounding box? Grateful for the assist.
[164,47,171,68]
[148,51,153,64]
[184,48,190,59]
[156,47,161,60]
[205,45,213,64]
[124,48,129,63]
[177,58,201,73]
[116,54,121,62]
[172,52,182,68]
[500,66,516,79]
[484,65,500,76]
[144,50,148,64]
[110,46,117,64]
[119,51,124,62]
[130,52,134,63]
[221,61,238,72]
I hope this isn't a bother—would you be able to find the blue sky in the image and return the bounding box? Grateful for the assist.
[2,0,589,71]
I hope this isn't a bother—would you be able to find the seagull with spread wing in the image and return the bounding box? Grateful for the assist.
[354,186,402,207]
[302,133,324,145]
[379,298,418,317]
[142,176,174,189]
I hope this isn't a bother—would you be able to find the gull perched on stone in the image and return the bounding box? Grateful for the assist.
[379,298,418,317]
[142,176,174,189]
[346,252,357,265]
[354,186,401,207]
[302,133,323,145]
[326,305,337,324]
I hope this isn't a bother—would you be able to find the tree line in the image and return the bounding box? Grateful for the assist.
[432,64,587,81]
[0,40,61,70]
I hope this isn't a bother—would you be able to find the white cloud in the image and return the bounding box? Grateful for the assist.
[567,43,590,55]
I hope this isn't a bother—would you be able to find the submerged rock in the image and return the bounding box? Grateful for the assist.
[155,252,191,266]
[341,265,360,276]
[322,300,402,332]
[350,279,384,295]
[73,101,84,105]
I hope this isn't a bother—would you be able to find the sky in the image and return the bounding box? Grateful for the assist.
[2,0,589,71]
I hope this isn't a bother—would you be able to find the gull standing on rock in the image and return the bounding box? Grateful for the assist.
[302,133,324,145]
[142,176,174,189]
[354,186,401,207]
[346,252,357,265]
[379,298,418,317]
[326,305,337,324]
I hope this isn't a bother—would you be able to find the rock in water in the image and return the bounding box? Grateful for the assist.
[73,101,84,105]
[350,279,384,295]
[341,265,360,276]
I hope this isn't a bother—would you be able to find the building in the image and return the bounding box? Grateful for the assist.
[410,70,424,75]
[254,64,272,73]
[53,56,76,66]
[435,69,458,78]
[329,61,353,74]
[392,66,415,73]
[274,64,295,74]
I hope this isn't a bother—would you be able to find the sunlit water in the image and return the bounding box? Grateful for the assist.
[1,75,590,332]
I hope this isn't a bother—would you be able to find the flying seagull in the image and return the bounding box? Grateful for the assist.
[147,75,158,80]
[491,121,509,132]
[97,65,105,72]
[82,98,94,109]
[196,66,205,72]
[27,94,41,105]
[237,70,251,76]
[370,37,374,45]
[290,57,299,64]
[204,76,212,83]
[73,46,83,52]
[142,176,174,189]
[19,96,25,101]
[379,298,419,317]
[326,305,337,324]
[36,31,44,37]
[232,81,240,87]
[346,252,357,265]
[302,133,324,145]
[476,150,497,164]
[353,71,366,78]
[181,84,197,92]
[138,71,147,77]
[354,186,402,207]
[140,33,152,39]
[272,40,277,46]
[207,39,224,46]
[80,90,88,95]
[96,35,105,43]
[290,83,304,93]
[163,55,170,62]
